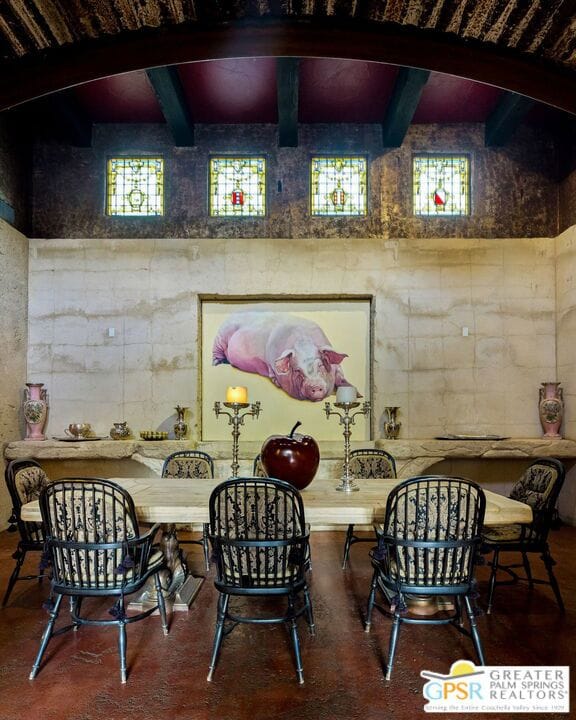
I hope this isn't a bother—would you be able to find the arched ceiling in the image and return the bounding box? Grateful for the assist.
[1,1,576,114]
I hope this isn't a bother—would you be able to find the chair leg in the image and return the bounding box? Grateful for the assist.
[154,573,169,635]
[521,551,533,587]
[202,523,211,573]
[365,567,378,632]
[486,547,500,614]
[342,524,354,569]
[118,609,128,684]
[207,592,229,682]
[30,593,63,679]
[464,595,485,666]
[70,596,83,630]
[287,594,304,684]
[303,585,315,636]
[454,595,464,627]
[385,613,401,681]
[541,548,565,612]
[2,548,26,607]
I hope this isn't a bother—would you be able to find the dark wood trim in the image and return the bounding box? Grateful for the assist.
[276,57,299,147]
[146,66,194,146]
[485,92,535,147]
[1,20,576,116]
[382,67,430,147]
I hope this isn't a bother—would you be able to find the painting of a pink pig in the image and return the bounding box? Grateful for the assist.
[212,311,359,402]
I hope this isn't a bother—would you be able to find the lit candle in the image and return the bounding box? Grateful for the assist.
[226,386,248,404]
[336,386,357,403]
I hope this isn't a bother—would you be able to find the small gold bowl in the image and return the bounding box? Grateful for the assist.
[140,431,168,441]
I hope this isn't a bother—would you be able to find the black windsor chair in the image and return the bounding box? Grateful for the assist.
[482,457,566,613]
[342,448,397,569]
[252,453,268,478]
[30,478,169,683]
[161,449,215,572]
[3,459,49,606]
[207,477,315,684]
[365,475,486,680]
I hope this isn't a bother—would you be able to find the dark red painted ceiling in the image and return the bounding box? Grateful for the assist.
[69,57,560,127]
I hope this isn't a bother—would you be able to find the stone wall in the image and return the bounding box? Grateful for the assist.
[0,219,29,528]
[27,235,556,445]
[31,123,558,240]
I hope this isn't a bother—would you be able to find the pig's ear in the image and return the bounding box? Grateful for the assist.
[274,349,293,375]
[321,347,348,366]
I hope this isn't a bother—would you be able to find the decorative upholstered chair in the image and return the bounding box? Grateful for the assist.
[3,459,49,606]
[161,450,214,572]
[482,457,566,613]
[207,477,315,684]
[365,475,486,680]
[342,448,397,568]
[252,453,267,478]
[30,478,169,683]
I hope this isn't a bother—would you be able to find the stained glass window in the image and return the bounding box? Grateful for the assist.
[106,157,164,216]
[413,155,470,216]
[209,157,266,217]
[310,156,367,216]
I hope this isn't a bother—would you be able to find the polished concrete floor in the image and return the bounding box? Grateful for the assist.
[0,526,574,720]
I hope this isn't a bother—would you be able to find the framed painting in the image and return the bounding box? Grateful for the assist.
[200,296,373,441]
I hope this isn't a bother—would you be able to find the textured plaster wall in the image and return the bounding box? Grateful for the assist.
[27,235,556,445]
[31,123,558,240]
[0,219,28,528]
[0,115,31,233]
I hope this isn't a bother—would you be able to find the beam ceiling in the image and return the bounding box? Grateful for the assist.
[1,4,576,117]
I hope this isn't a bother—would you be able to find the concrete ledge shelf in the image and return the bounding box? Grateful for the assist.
[5,437,576,480]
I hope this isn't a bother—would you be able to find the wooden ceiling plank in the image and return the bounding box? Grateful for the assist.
[276,57,299,147]
[146,65,194,146]
[382,66,430,147]
[485,91,535,146]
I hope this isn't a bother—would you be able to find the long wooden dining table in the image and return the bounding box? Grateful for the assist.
[20,475,532,611]
[20,474,533,527]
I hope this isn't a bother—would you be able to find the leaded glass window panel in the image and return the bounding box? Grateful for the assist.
[209,157,266,217]
[413,155,470,216]
[310,156,367,216]
[106,157,164,216]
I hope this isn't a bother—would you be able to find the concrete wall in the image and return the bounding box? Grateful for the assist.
[27,235,556,444]
[0,219,29,527]
[555,225,576,523]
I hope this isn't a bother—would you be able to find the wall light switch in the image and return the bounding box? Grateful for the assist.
[462,326,469,337]
[107,327,116,338]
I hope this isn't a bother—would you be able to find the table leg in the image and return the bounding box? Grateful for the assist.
[128,523,204,613]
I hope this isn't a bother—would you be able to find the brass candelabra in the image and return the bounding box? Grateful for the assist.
[213,401,262,477]
[325,400,371,492]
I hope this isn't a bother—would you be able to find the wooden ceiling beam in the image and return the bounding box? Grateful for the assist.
[485,92,535,146]
[276,57,299,147]
[2,23,576,116]
[146,66,194,147]
[382,67,430,147]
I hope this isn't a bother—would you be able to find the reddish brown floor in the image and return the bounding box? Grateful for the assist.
[0,526,574,720]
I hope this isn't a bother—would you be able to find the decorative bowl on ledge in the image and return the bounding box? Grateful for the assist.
[140,431,168,441]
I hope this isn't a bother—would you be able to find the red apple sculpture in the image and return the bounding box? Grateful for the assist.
[260,421,320,490]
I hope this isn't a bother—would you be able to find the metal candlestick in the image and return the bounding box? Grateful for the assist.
[325,400,371,492]
[213,401,262,477]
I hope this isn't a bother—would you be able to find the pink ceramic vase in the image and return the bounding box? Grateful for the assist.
[23,383,48,440]
[538,382,563,438]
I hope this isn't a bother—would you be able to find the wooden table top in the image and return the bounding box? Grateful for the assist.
[20,475,533,528]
